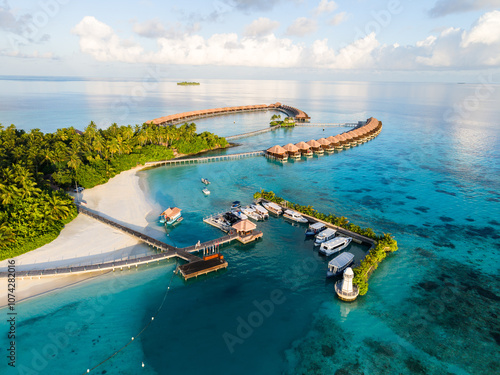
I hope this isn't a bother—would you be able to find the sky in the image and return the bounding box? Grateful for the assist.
[0,0,499,82]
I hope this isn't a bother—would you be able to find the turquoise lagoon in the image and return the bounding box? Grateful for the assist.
[0,78,499,374]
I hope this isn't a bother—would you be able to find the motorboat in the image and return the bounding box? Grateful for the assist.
[283,210,309,224]
[314,228,336,246]
[201,178,210,185]
[160,207,182,225]
[202,187,210,195]
[319,237,352,256]
[262,201,283,215]
[230,210,248,221]
[252,204,269,219]
[327,252,355,277]
[231,201,241,210]
[242,206,263,221]
[305,222,327,236]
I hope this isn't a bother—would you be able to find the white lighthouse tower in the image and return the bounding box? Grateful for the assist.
[335,267,359,301]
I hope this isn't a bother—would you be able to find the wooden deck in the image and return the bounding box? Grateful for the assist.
[178,256,228,280]
[144,150,265,168]
[225,125,281,141]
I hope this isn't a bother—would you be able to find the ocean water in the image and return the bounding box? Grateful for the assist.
[1,78,499,374]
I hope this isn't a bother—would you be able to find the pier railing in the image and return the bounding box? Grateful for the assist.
[225,125,281,141]
[144,150,265,167]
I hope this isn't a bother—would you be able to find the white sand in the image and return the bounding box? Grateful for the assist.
[0,167,164,304]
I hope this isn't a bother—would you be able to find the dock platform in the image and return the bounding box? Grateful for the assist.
[178,255,228,280]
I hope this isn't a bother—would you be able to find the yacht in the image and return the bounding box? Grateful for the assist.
[252,204,269,219]
[262,201,283,215]
[305,222,327,236]
[314,228,336,246]
[319,237,352,256]
[231,210,248,221]
[283,210,309,224]
[242,205,263,221]
[327,252,355,277]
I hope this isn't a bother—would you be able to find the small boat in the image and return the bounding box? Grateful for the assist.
[283,210,309,224]
[242,206,263,221]
[314,228,336,246]
[305,222,327,236]
[319,237,352,256]
[231,210,248,221]
[202,187,210,195]
[252,204,269,219]
[160,207,182,225]
[231,201,241,210]
[201,178,210,185]
[327,252,355,277]
[262,201,283,215]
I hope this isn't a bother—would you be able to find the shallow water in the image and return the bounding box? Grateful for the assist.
[0,78,499,374]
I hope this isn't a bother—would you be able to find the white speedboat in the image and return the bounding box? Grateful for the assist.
[283,210,309,224]
[202,187,210,195]
[305,222,327,236]
[262,201,283,215]
[242,206,263,221]
[319,237,352,256]
[231,210,248,220]
[327,252,355,277]
[201,178,210,185]
[314,228,336,246]
[252,204,269,219]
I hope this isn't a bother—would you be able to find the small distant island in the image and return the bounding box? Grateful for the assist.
[177,82,200,86]
[270,114,295,127]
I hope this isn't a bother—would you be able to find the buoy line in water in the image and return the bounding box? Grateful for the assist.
[81,260,178,374]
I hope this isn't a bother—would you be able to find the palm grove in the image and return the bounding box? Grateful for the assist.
[0,122,227,260]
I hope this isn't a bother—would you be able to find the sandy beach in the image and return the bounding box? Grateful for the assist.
[0,167,162,306]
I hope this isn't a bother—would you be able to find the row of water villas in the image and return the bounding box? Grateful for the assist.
[266,117,382,161]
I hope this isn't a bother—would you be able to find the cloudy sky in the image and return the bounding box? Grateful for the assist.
[1,0,499,81]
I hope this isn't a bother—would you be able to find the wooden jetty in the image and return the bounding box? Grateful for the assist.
[226,125,281,141]
[294,123,359,127]
[0,207,242,280]
[144,150,265,168]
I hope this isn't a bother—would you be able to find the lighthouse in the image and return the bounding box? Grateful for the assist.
[335,267,359,301]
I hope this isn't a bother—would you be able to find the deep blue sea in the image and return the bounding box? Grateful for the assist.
[1,78,499,374]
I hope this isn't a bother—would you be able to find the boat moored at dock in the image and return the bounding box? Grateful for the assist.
[262,201,283,215]
[327,252,355,278]
[319,236,352,256]
[314,228,337,246]
[283,209,309,223]
[305,222,327,236]
[242,205,263,221]
[160,207,183,225]
[252,204,269,219]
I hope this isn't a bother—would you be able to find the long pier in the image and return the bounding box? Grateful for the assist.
[225,125,281,141]
[295,122,359,127]
[144,150,264,167]
[0,207,241,279]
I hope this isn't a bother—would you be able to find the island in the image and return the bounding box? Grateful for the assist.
[177,81,200,85]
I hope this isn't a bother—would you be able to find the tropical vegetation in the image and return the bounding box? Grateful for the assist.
[253,190,398,295]
[0,122,227,260]
[269,114,295,127]
[177,82,200,85]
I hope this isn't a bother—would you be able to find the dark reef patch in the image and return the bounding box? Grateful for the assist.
[406,196,417,200]
[435,189,457,196]
[438,216,454,222]
[415,206,430,213]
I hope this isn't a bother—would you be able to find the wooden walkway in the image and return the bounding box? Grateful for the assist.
[144,150,265,167]
[295,123,359,127]
[225,125,281,141]
[0,207,241,279]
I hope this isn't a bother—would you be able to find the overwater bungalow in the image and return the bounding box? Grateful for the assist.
[282,143,301,159]
[232,220,263,244]
[306,139,324,154]
[336,134,350,148]
[295,141,313,157]
[328,135,343,150]
[266,145,288,161]
[317,137,334,152]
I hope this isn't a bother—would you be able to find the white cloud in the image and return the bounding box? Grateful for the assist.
[313,0,337,16]
[72,16,144,63]
[243,17,279,37]
[286,17,317,36]
[428,0,500,17]
[329,11,347,26]
[461,10,500,47]
[72,12,500,70]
